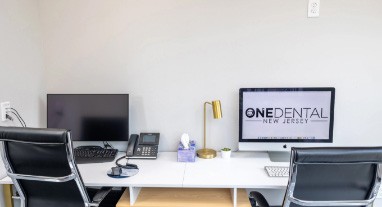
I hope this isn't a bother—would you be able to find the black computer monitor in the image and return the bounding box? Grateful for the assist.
[47,94,129,141]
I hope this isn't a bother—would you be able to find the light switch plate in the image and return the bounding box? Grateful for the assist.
[308,0,320,18]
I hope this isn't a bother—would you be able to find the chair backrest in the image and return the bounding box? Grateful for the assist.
[0,127,90,207]
[283,147,382,207]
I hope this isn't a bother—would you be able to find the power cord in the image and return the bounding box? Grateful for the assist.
[115,156,127,167]
[115,156,138,169]
[6,108,26,127]
[9,108,26,127]
[103,141,114,149]
[9,111,26,127]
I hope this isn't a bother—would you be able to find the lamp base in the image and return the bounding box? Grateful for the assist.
[197,148,217,159]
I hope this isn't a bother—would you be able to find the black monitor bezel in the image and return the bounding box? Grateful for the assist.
[47,94,129,141]
[239,87,335,143]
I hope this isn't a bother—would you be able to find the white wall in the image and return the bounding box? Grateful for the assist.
[0,0,45,205]
[1,1,382,205]
[39,0,382,151]
[0,0,45,128]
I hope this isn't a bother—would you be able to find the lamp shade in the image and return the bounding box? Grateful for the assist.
[211,100,222,119]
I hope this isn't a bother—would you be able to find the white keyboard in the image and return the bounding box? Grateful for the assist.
[265,166,289,177]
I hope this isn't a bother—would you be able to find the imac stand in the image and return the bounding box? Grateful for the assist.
[268,151,291,162]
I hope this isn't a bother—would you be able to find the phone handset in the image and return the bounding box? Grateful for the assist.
[126,134,139,156]
[126,133,160,159]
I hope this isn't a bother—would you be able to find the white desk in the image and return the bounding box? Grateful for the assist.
[2,152,382,206]
[183,152,288,189]
[0,152,288,207]
[77,153,186,187]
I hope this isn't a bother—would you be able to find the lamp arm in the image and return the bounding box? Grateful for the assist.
[204,102,212,149]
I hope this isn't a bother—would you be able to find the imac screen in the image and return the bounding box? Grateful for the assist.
[239,88,335,143]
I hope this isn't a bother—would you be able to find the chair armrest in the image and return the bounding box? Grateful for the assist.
[90,187,112,205]
[249,191,270,207]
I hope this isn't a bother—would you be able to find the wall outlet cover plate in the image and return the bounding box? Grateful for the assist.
[308,0,320,18]
[1,102,11,121]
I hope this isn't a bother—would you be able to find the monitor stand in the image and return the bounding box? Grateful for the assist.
[268,151,290,162]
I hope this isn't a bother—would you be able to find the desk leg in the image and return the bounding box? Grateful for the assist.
[129,187,142,206]
[3,184,13,207]
[230,188,237,207]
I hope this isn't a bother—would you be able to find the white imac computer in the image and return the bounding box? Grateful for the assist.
[239,88,335,162]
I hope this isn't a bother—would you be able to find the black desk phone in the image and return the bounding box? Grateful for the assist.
[126,133,160,159]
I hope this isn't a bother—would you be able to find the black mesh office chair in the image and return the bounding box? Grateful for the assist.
[0,127,123,207]
[250,147,382,207]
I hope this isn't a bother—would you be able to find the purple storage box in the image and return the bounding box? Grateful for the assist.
[177,140,196,162]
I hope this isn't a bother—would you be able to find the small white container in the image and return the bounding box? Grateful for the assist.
[221,150,231,159]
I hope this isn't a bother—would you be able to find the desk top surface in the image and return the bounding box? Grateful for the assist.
[183,152,288,188]
[0,152,289,189]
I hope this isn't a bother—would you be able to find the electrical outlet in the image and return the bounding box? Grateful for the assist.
[1,102,11,121]
[308,0,320,18]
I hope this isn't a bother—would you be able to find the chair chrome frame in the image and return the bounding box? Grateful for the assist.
[0,132,102,207]
[282,150,382,207]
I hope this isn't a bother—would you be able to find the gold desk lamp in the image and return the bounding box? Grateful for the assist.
[197,100,222,159]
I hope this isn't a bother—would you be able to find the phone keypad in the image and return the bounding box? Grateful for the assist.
[135,146,158,157]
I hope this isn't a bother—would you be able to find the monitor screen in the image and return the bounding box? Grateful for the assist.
[47,94,129,141]
[239,88,335,143]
